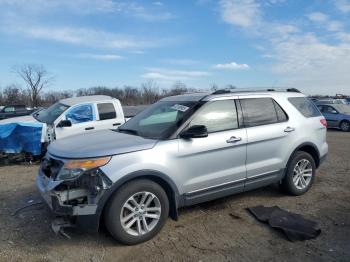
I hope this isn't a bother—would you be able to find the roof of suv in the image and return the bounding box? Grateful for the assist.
[160,89,305,102]
[60,95,115,106]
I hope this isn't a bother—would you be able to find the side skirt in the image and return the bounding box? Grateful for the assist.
[182,169,285,207]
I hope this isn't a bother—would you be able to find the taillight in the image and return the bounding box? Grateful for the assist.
[320,119,327,128]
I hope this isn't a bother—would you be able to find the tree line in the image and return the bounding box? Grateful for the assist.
[0,64,200,107]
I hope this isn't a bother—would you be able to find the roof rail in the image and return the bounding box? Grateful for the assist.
[211,88,301,95]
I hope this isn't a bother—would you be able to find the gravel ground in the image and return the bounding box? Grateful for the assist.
[0,130,349,262]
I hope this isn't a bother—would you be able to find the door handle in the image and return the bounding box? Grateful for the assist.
[284,126,295,133]
[113,123,121,126]
[226,136,242,143]
[85,127,95,130]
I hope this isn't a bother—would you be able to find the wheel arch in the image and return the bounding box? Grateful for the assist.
[287,142,321,170]
[97,170,181,231]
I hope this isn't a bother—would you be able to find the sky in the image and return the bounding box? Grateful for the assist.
[0,0,350,95]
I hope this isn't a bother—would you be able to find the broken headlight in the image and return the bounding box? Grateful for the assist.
[56,157,111,181]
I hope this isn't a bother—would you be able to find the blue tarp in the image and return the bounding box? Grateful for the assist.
[0,122,43,155]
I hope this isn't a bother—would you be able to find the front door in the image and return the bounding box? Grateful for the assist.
[177,99,247,205]
[54,103,96,139]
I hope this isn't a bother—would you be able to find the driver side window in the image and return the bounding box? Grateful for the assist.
[66,104,94,124]
[190,100,238,133]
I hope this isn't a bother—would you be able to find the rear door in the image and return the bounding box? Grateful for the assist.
[94,102,123,131]
[177,99,247,204]
[239,97,290,190]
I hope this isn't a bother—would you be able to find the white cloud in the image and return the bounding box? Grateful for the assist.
[270,34,350,94]
[0,0,174,21]
[307,12,343,32]
[142,68,211,82]
[214,62,250,70]
[219,0,261,28]
[2,23,175,50]
[337,32,350,43]
[78,54,124,61]
[217,0,350,93]
[307,12,328,23]
[334,0,350,13]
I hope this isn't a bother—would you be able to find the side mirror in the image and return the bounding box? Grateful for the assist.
[331,110,338,114]
[57,119,72,128]
[180,125,208,139]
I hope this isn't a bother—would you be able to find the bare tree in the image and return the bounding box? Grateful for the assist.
[15,64,53,107]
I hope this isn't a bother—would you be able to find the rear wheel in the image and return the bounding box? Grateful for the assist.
[281,151,316,196]
[104,179,169,245]
[340,120,350,132]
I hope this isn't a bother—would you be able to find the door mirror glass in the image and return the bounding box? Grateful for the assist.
[180,125,208,139]
[57,119,72,128]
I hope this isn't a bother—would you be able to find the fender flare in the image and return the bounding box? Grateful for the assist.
[82,170,181,233]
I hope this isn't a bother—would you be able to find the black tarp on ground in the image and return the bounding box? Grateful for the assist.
[248,205,321,242]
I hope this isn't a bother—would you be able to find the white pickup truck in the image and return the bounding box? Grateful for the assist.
[0,95,127,155]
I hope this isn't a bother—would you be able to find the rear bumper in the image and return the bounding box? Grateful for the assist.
[319,153,327,166]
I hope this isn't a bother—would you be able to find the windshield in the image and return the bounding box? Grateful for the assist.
[119,101,197,139]
[34,102,70,124]
[332,104,350,114]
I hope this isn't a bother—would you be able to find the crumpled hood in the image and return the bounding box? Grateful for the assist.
[0,115,38,124]
[48,129,157,158]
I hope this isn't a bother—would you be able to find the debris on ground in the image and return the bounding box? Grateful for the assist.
[248,205,321,242]
[11,201,43,216]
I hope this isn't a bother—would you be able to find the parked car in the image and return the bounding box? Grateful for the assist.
[317,104,350,131]
[0,104,34,120]
[36,89,328,245]
[0,96,126,156]
[315,99,348,105]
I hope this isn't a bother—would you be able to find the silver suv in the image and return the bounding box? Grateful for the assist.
[36,89,328,245]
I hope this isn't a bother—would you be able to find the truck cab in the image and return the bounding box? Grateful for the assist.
[34,95,126,142]
[0,95,126,156]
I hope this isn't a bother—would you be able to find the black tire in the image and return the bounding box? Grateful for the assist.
[104,179,169,245]
[280,151,316,196]
[340,120,350,132]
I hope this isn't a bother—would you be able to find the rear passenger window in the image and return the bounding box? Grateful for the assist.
[240,98,286,127]
[190,100,238,133]
[97,103,117,120]
[288,97,321,117]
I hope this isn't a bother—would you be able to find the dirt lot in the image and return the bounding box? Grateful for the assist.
[0,130,349,262]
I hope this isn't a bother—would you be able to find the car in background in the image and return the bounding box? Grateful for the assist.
[0,96,127,157]
[0,104,35,120]
[315,99,348,105]
[317,104,350,131]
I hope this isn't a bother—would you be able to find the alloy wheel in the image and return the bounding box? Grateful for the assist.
[340,121,350,131]
[292,159,313,190]
[120,191,161,236]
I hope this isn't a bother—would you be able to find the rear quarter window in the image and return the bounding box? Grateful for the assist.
[288,97,321,117]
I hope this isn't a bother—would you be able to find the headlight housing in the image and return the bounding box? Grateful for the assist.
[56,157,111,181]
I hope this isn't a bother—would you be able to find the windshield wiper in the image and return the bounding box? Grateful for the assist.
[118,128,139,136]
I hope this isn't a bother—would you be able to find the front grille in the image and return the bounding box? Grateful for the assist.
[41,158,64,179]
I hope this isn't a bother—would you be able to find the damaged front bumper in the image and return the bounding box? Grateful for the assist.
[36,165,112,233]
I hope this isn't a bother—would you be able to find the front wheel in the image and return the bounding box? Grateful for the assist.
[280,151,316,196]
[104,179,169,245]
